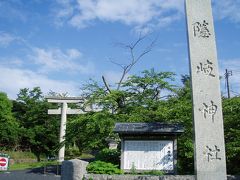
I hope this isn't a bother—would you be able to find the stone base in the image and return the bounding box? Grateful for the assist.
[84,174,195,180]
[83,174,240,180]
[61,159,89,180]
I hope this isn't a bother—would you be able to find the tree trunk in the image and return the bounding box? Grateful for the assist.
[35,152,41,162]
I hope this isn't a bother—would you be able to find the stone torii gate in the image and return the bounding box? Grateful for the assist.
[46,96,89,162]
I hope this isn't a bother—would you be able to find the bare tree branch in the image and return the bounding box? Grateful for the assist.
[101,33,157,110]
[115,34,157,90]
[152,87,160,100]
[102,76,111,93]
[117,68,128,90]
[110,60,126,69]
[129,33,146,50]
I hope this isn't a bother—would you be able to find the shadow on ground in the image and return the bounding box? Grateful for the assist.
[0,165,61,180]
[28,165,61,176]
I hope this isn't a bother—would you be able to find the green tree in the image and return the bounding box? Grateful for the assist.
[13,87,59,161]
[223,97,240,174]
[81,34,158,113]
[68,73,195,173]
[82,69,175,113]
[123,69,175,104]
[68,69,176,155]
[0,92,19,150]
[67,111,116,154]
[157,75,194,174]
[67,72,240,175]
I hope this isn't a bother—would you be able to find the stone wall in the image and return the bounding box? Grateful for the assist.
[61,159,240,180]
[83,174,195,180]
[83,175,240,180]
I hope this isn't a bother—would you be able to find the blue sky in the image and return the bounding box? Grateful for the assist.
[0,0,240,99]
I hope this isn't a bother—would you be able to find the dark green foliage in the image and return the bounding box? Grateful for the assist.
[69,72,195,174]
[160,76,194,174]
[156,98,194,175]
[1,70,240,175]
[95,148,120,165]
[82,69,176,113]
[0,92,19,150]
[12,87,59,161]
[223,97,240,175]
[87,161,123,175]
[65,147,82,159]
[67,112,116,154]
[122,69,176,107]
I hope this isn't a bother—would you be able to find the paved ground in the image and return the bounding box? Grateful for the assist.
[0,166,61,180]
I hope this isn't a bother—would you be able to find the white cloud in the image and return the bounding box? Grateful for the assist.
[0,32,96,98]
[53,0,76,27]
[54,0,184,30]
[0,31,95,76]
[0,57,24,67]
[67,48,82,59]
[0,31,27,47]
[219,58,240,78]
[219,58,240,96]
[0,65,80,99]
[29,47,94,74]
[0,1,27,22]
[53,0,240,31]
[0,32,94,74]
[213,0,240,23]
[0,32,18,47]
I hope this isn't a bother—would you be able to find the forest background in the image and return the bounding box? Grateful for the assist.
[0,69,239,174]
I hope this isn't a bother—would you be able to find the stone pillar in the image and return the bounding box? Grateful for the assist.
[120,138,124,170]
[61,159,89,180]
[185,0,227,179]
[59,102,67,162]
[173,137,177,175]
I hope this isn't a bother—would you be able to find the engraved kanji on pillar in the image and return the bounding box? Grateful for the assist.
[185,0,227,179]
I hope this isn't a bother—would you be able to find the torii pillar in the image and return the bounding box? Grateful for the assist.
[47,97,86,162]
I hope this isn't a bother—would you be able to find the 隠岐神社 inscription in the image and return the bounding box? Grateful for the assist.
[199,101,217,122]
[196,60,215,77]
[193,20,211,38]
[205,145,221,162]
[186,0,227,179]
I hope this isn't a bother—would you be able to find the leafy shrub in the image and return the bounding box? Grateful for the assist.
[65,147,82,159]
[141,170,164,176]
[128,163,164,176]
[95,148,120,165]
[129,163,137,175]
[87,160,123,175]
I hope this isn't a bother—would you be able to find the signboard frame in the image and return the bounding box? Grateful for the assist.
[0,153,10,171]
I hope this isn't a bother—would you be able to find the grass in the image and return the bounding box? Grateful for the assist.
[79,153,94,159]
[3,151,36,160]
[1,150,93,171]
[141,170,164,176]
[9,161,60,171]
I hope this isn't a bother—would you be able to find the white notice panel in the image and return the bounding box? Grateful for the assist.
[123,140,173,170]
